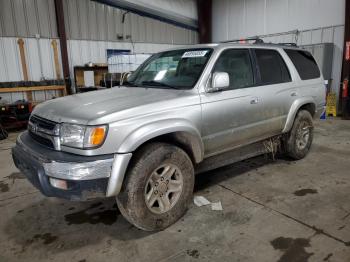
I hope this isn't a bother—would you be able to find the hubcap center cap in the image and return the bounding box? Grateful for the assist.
[157,181,168,194]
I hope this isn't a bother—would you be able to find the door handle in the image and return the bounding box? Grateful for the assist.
[291,91,298,97]
[250,97,259,104]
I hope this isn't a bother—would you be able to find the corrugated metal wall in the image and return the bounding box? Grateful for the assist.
[62,0,197,44]
[0,0,58,38]
[0,0,198,85]
[122,0,197,20]
[212,0,345,108]
[0,36,63,103]
[0,37,62,82]
[212,0,345,41]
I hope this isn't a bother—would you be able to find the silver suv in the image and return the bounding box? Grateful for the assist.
[12,43,325,231]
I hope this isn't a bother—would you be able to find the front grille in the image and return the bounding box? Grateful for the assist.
[30,115,57,131]
[28,115,58,149]
[29,130,55,149]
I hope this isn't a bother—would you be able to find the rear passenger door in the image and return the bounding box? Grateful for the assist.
[249,48,295,139]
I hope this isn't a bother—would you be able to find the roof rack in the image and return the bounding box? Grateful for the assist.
[220,38,299,47]
[277,42,298,47]
[220,37,264,44]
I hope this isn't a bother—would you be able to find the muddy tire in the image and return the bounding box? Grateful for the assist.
[284,110,314,160]
[116,142,194,231]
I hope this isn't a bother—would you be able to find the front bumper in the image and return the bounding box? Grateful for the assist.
[12,131,131,201]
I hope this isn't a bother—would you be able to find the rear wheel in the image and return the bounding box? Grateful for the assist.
[284,110,314,160]
[116,142,194,231]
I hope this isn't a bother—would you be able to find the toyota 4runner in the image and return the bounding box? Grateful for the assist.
[12,43,325,231]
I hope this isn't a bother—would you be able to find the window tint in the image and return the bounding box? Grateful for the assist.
[284,49,320,80]
[255,49,291,85]
[213,49,254,90]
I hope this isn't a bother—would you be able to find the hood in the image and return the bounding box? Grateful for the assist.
[32,87,197,125]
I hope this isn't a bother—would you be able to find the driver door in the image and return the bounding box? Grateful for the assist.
[200,49,260,157]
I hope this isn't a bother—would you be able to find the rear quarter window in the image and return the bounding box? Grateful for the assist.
[284,49,320,80]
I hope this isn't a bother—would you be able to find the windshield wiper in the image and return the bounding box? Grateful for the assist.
[141,80,179,89]
[122,80,138,87]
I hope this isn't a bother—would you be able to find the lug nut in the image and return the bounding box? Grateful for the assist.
[154,190,158,195]
[155,182,159,186]
[160,177,164,181]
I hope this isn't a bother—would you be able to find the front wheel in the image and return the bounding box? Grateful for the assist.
[116,142,194,231]
[284,110,314,160]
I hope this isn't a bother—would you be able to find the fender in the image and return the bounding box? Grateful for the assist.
[282,97,316,133]
[117,119,204,163]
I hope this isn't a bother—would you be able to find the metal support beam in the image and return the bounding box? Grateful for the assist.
[54,0,71,95]
[93,0,198,31]
[341,0,350,118]
[197,0,212,43]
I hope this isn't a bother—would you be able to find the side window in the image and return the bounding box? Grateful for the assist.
[284,49,320,80]
[255,49,291,85]
[213,49,254,90]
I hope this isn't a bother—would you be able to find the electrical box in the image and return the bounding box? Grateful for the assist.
[301,43,334,80]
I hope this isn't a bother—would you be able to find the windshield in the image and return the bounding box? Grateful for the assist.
[127,48,213,89]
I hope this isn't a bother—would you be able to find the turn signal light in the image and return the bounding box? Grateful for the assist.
[88,126,107,146]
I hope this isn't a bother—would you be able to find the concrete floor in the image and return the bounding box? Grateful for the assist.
[0,119,349,262]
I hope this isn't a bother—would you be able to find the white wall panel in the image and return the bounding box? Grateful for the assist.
[0,37,62,82]
[26,39,42,81]
[265,0,288,34]
[213,0,345,41]
[245,0,265,36]
[38,39,56,80]
[0,39,7,81]
[0,38,22,81]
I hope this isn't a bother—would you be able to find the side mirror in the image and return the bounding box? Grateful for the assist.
[209,72,230,92]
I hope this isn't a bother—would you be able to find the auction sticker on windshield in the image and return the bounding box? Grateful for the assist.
[182,50,208,58]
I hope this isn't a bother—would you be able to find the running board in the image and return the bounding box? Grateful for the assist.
[195,139,276,174]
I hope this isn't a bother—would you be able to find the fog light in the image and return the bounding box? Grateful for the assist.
[50,177,68,190]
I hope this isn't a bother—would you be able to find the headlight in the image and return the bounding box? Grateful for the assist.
[60,123,108,149]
